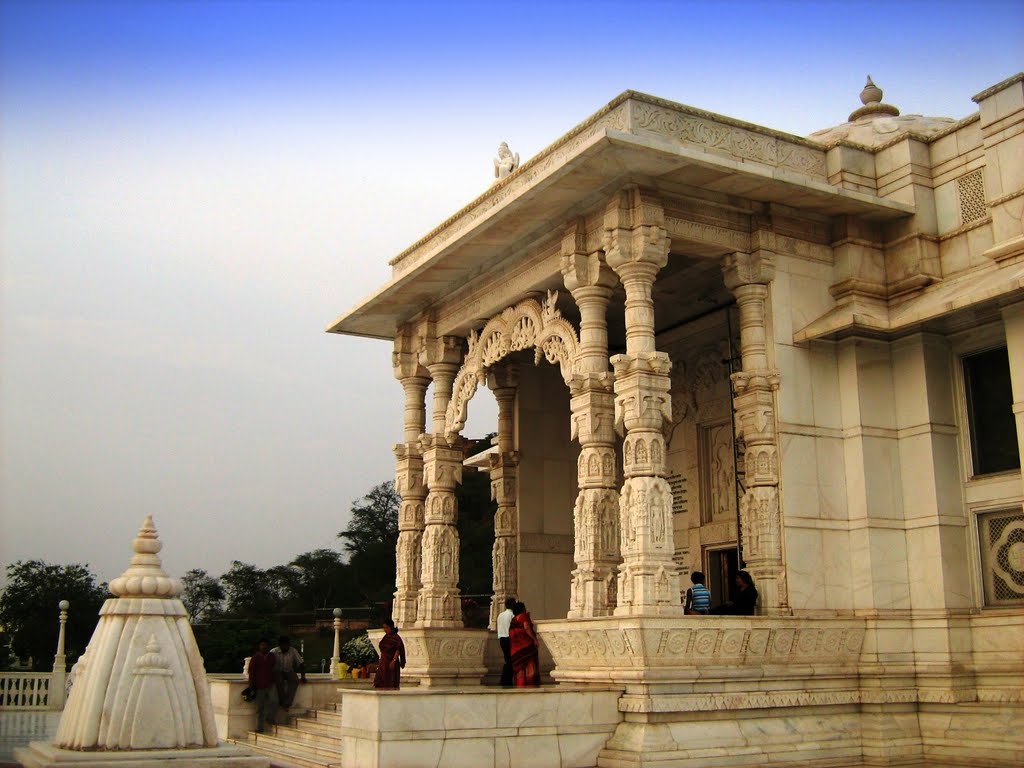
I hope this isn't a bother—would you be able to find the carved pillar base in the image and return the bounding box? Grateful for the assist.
[370,628,488,687]
[569,488,620,618]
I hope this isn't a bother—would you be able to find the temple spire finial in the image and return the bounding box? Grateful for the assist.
[849,75,900,121]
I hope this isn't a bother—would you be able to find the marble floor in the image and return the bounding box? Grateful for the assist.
[0,711,61,766]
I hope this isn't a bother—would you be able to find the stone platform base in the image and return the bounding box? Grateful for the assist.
[14,741,268,768]
[336,685,623,768]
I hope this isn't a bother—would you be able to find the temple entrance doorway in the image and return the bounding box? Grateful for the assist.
[513,360,578,620]
[706,545,739,607]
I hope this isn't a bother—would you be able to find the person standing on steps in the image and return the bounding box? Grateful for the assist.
[247,638,278,733]
[496,596,516,687]
[373,618,406,690]
[271,635,306,711]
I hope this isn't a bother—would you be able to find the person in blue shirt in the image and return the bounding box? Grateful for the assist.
[685,571,711,615]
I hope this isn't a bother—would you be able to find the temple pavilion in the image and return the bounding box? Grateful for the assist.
[325,74,1024,768]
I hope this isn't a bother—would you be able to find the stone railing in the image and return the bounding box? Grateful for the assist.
[0,672,53,710]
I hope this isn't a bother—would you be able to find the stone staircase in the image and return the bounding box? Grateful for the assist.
[230,704,345,768]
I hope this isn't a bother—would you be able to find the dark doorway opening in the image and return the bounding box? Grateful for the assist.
[706,546,739,606]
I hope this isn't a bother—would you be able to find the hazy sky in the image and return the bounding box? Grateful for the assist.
[2,1,1021,589]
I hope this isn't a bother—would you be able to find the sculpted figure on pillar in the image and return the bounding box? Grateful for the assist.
[562,217,622,618]
[392,327,431,627]
[722,249,788,612]
[603,188,681,616]
[416,329,466,628]
[487,365,520,628]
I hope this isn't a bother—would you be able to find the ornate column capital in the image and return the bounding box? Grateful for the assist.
[722,250,775,291]
[602,186,670,275]
[393,325,430,382]
[561,217,617,294]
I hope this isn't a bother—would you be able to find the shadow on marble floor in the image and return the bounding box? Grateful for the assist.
[0,711,62,765]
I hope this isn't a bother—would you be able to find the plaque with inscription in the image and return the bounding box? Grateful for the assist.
[667,473,688,516]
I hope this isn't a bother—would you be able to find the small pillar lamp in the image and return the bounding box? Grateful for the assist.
[51,599,70,709]
[329,608,343,677]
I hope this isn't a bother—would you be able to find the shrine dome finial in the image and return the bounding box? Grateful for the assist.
[848,75,900,121]
[108,515,182,598]
[808,75,955,147]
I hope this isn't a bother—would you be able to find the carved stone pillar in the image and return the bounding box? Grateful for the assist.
[562,218,620,618]
[392,329,430,627]
[722,250,787,613]
[487,365,519,629]
[417,336,465,628]
[604,187,681,616]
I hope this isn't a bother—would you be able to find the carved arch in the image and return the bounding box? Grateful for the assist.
[445,290,579,441]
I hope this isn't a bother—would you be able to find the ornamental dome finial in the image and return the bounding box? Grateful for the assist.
[848,75,900,121]
[860,76,883,105]
[108,516,182,598]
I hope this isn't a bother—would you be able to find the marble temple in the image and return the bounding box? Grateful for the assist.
[323,73,1024,767]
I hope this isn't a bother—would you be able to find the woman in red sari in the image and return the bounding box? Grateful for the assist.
[373,619,406,690]
[509,601,540,687]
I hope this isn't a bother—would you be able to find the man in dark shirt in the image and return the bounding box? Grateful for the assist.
[247,638,278,733]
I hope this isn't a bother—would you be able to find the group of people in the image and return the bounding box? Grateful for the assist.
[684,570,758,615]
[246,636,307,733]
[247,572,756,724]
[496,597,540,687]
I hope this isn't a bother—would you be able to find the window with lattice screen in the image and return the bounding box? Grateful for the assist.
[956,169,986,225]
[978,509,1024,606]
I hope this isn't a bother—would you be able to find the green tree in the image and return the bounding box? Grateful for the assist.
[0,561,107,671]
[338,482,401,603]
[180,569,225,624]
[221,561,290,617]
[285,549,354,611]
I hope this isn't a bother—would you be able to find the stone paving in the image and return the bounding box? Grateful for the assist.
[0,711,61,766]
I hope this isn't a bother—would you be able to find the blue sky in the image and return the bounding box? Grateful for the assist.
[1,0,1021,585]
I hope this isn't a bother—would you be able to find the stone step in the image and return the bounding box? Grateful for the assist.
[227,736,326,768]
[253,731,344,761]
[232,732,343,768]
[308,708,343,727]
[289,715,341,737]
[269,723,345,749]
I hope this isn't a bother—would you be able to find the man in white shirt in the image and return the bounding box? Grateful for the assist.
[271,636,306,710]
[496,597,516,687]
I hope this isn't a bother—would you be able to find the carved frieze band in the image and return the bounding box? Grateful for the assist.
[541,623,865,668]
[445,291,579,440]
[630,101,827,179]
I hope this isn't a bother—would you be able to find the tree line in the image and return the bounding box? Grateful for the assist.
[1,465,495,672]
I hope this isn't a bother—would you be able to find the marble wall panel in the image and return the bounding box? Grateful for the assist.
[769,271,793,346]
[785,527,826,610]
[821,529,854,608]
[866,528,912,610]
[817,437,848,520]
[854,349,898,430]
[862,435,904,520]
[775,344,814,425]
[809,344,843,430]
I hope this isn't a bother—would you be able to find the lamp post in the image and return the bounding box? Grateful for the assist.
[51,600,70,710]
[329,608,342,677]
